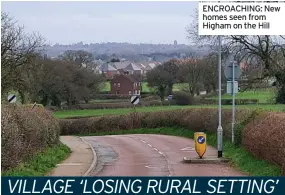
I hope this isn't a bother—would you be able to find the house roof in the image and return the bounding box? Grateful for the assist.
[113,61,132,69]
[124,63,141,71]
[99,63,117,72]
[136,63,146,69]
[143,63,152,71]
[112,74,142,82]
[148,63,156,69]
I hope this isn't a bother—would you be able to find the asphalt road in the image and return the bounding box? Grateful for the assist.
[84,134,244,176]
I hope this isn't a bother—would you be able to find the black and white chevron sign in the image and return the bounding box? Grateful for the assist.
[8,94,16,103]
[131,95,140,105]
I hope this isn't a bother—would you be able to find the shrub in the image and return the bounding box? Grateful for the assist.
[172,91,194,105]
[55,100,163,111]
[200,99,259,105]
[59,108,252,140]
[92,94,131,100]
[21,103,44,109]
[242,112,285,174]
[233,109,264,146]
[142,95,160,101]
[1,104,60,171]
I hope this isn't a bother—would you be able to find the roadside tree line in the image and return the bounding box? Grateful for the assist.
[1,12,105,107]
[146,54,224,101]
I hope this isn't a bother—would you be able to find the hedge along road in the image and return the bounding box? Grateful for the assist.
[84,134,244,176]
[54,104,285,119]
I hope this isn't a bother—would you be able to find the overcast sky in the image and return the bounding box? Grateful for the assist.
[2,1,198,45]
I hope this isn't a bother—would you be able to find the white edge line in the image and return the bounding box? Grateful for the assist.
[148,144,152,147]
[80,137,97,176]
[141,140,146,143]
[153,148,158,151]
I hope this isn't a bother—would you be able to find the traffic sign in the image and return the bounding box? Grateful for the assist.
[31,102,37,110]
[197,136,205,144]
[131,95,140,105]
[194,132,207,158]
[224,61,242,80]
[8,94,16,103]
[227,81,239,94]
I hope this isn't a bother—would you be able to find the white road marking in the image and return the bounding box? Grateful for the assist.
[132,136,172,176]
[180,147,194,151]
[145,165,156,168]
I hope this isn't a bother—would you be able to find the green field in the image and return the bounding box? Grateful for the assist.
[54,104,285,119]
[102,82,185,93]
[208,88,276,103]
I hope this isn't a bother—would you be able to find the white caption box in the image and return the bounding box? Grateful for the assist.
[199,2,285,35]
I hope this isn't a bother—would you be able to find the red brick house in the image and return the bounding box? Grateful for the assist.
[110,74,142,95]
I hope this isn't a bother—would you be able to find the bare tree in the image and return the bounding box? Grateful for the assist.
[146,65,172,101]
[28,58,105,106]
[161,59,180,95]
[201,53,220,93]
[58,50,94,67]
[186,6,285,103]
[1,12,44,96]
[177,58,204,96]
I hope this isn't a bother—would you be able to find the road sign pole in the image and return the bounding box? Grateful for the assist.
[131,95,140,128]
[224,56,242,146]
[232,61,235,144]
[217,35,223,158]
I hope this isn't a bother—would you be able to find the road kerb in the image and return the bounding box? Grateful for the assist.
[80,137,97,176]
[183,156,231,164]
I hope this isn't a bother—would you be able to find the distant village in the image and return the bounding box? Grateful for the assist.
[90,59,161,95]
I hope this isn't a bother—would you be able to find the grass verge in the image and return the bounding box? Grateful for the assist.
[2,143,71,176]
[80,127,282,176]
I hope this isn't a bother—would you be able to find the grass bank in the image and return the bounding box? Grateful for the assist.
[54,104,285,119]
[207,89,275,103]
[81,127,282,176]
[2,144,71,176]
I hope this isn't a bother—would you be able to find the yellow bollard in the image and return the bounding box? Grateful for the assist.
[194,132,207,159]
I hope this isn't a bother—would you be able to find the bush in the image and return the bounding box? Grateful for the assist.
[242,112,285,174]
[200,99,259,105]
[59,108,253,139]
[140,91,156,98]
[142,95,160,101]
[53,100,163,111]
[233,109,264,146]
[21,103,44,109]
[1,104,60,171]
[92,94,131,100]
[172,91,194,105]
